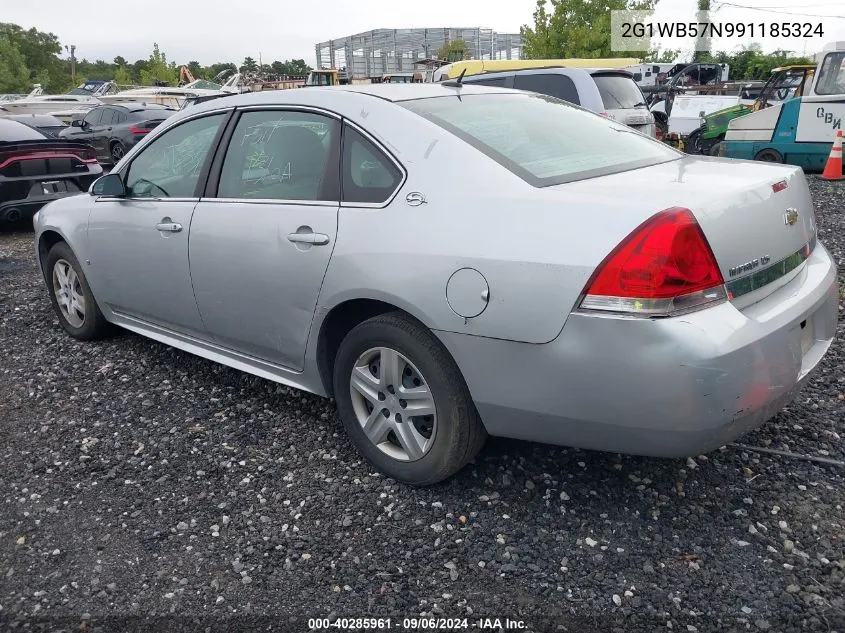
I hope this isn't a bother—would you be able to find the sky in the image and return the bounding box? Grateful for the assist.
[2,0,844,69]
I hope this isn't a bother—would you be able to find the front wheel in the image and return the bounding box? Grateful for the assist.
[755,148,784,163]
[333,312,486,486]
[45,242,112,340]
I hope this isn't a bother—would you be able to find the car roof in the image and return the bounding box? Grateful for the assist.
[100,103,176,113]
[182,83,513,115]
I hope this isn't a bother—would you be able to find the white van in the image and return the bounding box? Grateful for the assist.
[460,67,656,137]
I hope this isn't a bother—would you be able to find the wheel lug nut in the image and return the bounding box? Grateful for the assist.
[381,408,389,417]
[395,413,402,423]
[387,385,395,394]
[399,400,407,408]
[378,392,385,401]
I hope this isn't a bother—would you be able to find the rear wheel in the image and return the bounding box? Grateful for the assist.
[333,312,486,486]
[45,242,111,340]
[755,148,784,163]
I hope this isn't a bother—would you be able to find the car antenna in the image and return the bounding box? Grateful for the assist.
[442,68,467,88]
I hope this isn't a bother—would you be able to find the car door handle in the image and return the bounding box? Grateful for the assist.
[287,232,329,245]
[155,222,182,232]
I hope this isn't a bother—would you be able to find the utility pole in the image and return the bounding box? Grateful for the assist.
[694,0,712,62]
[65,45,77,84]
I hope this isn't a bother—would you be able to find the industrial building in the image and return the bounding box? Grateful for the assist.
[314,28,523,78]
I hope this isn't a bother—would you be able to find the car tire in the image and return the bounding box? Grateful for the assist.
[333,311,486,486]
[110,141,125,164]
[755,148,784,163]
[685,127,703,154]
[45,242,112,341]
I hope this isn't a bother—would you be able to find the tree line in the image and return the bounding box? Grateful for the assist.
[520,0,814,80]
[0,22,312,94]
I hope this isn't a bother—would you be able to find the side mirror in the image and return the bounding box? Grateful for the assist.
[71,119,83,127]
[90,173,126,197]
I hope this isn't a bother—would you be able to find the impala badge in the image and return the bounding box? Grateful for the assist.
[783,208,799,226]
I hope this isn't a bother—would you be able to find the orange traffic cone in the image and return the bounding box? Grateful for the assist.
[820,129,844,181]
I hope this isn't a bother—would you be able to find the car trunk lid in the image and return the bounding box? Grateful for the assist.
[557,155,816,308]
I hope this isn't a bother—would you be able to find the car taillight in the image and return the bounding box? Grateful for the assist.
[0,147,98,168]
[579,207,727,317]
[129,125,152,134]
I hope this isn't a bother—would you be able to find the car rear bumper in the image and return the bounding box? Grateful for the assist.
[0,173,99,224]
[435,242,839,457]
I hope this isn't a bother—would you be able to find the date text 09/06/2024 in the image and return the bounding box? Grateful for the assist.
[307,618,527,630]
[620,21,825,39]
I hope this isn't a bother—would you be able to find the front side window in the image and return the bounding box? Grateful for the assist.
[218,110,339,201]
[342,126,402,204]
[82,108,103,127]
[815,52,845,95]
[125,113,224,198]
[99,109,116,126]
[400,93,679,187]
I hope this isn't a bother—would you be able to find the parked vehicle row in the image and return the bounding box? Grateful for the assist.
[32,83,837,486]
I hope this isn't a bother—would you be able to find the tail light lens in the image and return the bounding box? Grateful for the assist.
[0,146,97,169]
[129,120,163,135]
[579,207,727,317]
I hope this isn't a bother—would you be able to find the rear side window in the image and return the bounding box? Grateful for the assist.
[342,126,402,204]
[513,73,580,105]
[400,93,679,187]
[468,76,509,88]
[591,74,646,109]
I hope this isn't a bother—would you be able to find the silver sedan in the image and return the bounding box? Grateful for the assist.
[33,84,839,485]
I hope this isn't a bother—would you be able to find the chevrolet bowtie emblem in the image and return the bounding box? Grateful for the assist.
[783,208,799,226]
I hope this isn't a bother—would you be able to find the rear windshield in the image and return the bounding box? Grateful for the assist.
[592,74,647,109]
[0,118,47,142]
[399,93,679,187]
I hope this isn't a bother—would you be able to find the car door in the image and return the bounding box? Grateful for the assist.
[90,107,115,159]
[67,107,102,144]
[189,107,341,370]
[86,111,229,336]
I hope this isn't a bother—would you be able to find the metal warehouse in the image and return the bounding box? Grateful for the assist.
[314,28,524,78]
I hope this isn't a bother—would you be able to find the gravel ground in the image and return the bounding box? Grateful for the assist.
[1,178,844,633]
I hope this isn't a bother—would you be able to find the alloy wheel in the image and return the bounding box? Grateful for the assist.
[52,258,86,328]
[349,346,437,462]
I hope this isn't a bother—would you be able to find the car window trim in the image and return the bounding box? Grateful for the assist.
[109,108,235,202]
[203,105,342,206]
[339,118,407,209]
